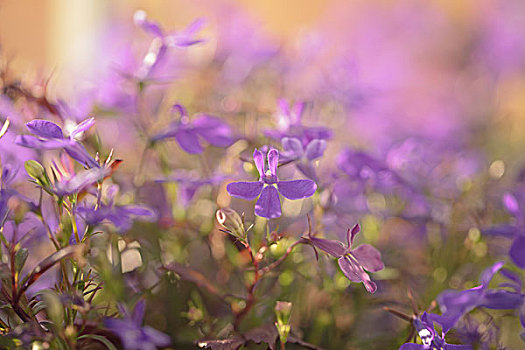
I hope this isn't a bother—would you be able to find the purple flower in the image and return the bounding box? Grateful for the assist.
[265,99,332,144]
[227,148,317,219]
[400,312,472,350]
[15,118,98,168]
[152,104,234,154]
[77,203,155,233]
[133,10,204,80]
[280,137,326,181]
[51,167,109,197]
[105,300,170,350]
[434,262,524,334]
[307,224,384,293]
[484,191,525,268]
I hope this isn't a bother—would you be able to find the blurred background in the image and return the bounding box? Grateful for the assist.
[3,0,525,348]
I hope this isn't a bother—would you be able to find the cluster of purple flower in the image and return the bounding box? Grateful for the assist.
[1,0,525,349]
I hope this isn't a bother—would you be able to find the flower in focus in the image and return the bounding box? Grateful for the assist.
[15,118,98,168]
[104,300,171,350]
[152,104,234,154]
[227,148,317,219]
[399,312,473,350]
[307,224,384,293]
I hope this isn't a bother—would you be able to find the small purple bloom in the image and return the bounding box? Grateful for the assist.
[400,312,473,350]
[51,167,109,197]
[307,224,384,293]
[280,137,326,181]
[15,118,98,168]
[152,104,234,154]
[484,191,525,268]
[265,99,332,144]
[133,10,204,80]
[227,148,317,219]
[435,262,524,334]
[105,300,170,350]
[77,204,155,233]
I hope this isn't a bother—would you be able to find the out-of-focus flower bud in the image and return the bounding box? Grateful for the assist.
[216,208,246,240]
[275,301,292,345]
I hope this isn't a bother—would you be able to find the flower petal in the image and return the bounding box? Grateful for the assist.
[175,129,203,154]
[337,256,377,293]
[352,244,384,272]
[65,142,100,168]
[253,149,265,177]
[509,236,525,269]
[70,117,95,139]
[26,119,63,139]
[267,148,279,176]
[15,135,69,149]
[281,137,304,158]
[480,290,524,310]
[480,261,504,286]
[308,236,346,257]
[399,344,425,350]
[227,181,263,200]
[305,139,326,160]
[277,179,316,200]
[255,186,281,219]
[192,115,233,147]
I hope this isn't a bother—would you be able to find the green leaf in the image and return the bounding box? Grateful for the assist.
[14,248,29,273]
[77,334,118,350]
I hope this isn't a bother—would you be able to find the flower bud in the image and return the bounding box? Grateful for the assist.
[216,208,246,240]
[275,301,292,345]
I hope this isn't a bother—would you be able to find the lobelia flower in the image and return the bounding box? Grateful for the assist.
[399,312,473,350]
[227,148,317,219]
[483,191,525,268]
[15,118,99,168]
[280,136,326,181]
[306,224,384,293]
[434,262,524,334]
[265,99,332,144]
[133,10,205,80]
[152,104,234,154]
[76,186,156,233]
[104,300,171,350]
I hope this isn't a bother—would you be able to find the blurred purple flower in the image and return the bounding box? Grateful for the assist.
[77,203,155,233]
[484,191,525,268]
[280,137,326,181]
[265,99,332,144]
[50,167,109,197]
[152,104,234,154]
[105,300,170,350]
[400,312,472,350]
[15,118,99,168]
[227,148,316,219]
[134,10,204,80]
[307,224,384,293]
[435,262,523,334]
